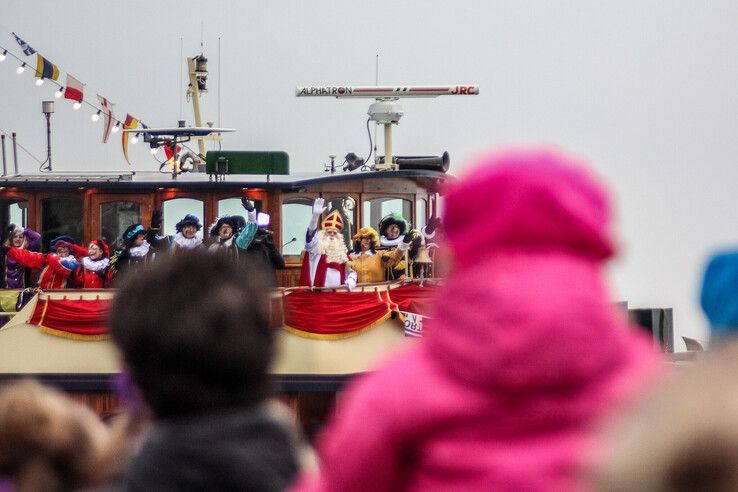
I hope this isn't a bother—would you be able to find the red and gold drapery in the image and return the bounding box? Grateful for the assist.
[29,297,110,340]
[388,283,438,320]
[282,289,393,340]
[282,284,440,339]
[25,283,441,341]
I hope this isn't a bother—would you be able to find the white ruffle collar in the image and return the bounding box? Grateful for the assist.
[128,241,151,258]
[172,232,202,250]
[83,256,109,272]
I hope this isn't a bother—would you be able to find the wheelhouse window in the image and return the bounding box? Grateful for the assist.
[0,199,28,238]
[101,201,141,249]
[362,198,412,230]
[326,196,356,251]
[41,198,83,252]
[416,198,428,230]
[281,198,313,256]
[218,198,265,221]
[162,198,204,237]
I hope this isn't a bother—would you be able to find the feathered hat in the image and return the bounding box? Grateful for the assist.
[352,227,380,250]
[50,235,75,252]
[175,214,202,233]
[322,210,344,232]
[209,216,239,238]
[378,212,408,237]
[122,224,146,247]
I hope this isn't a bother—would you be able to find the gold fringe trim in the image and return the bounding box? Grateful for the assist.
[281,311,394,340]
[39,325,109,341]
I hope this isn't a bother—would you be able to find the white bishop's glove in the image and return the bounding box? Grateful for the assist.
[309,197,326,231]
[346,270,357,291]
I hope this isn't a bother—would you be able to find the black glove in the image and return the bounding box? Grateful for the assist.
[241,198,255,212]
[426,216,441,235]
[403,230,418,244]
[150,210,163,230]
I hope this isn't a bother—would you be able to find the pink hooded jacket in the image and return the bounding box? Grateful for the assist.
[292,148,660,492]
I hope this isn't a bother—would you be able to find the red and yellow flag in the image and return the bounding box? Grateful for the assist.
[121,114,139,165]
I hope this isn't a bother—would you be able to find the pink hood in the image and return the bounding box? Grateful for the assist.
[428,147,653,396]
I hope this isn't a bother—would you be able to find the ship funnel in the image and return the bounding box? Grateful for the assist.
[378,151,450,173]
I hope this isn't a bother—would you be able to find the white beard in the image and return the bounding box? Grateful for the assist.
[317,230,347,264]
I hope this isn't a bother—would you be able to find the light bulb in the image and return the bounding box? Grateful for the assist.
[16,63,25,74]
[73,101,82,110]
[54,87,64,98]
[0,51,7,62]
[131,134,140,144]
[111,123,120,133]
[150,147,159,155]
[91,111,100,122]
[35,78,44,86]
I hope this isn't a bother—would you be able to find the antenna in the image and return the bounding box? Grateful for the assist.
[179,37,184,121]
[296,84,479,170]
[374,55,378,163]
[218,36,222,139]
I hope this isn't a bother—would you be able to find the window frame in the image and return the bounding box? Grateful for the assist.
[36,191,86,251]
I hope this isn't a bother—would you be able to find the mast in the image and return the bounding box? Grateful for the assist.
[186,56,208,158]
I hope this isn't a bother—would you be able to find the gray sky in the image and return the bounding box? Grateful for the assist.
[2,1,738,347]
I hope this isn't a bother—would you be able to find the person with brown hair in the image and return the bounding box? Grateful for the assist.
[109,250,299,490]
[595,248,738,491]
[596,341,738,492]
[0,379,116,491]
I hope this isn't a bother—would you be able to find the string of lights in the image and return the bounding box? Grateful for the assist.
[0,41,154,147]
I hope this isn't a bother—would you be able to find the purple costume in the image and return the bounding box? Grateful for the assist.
[3,228,41,289]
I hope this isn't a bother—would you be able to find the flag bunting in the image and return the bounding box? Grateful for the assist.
[35,54,59,80]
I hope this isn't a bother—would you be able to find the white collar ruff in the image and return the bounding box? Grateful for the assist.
[173,232,202,250]
[83,256,109,272]
[380,235,403,247]
[128,241,151,258]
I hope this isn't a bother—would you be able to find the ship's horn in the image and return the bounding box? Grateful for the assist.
[378,151,450,173]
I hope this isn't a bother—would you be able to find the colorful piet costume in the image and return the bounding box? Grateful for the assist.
[207,199,258,259]
[7,235,84,289]
[298,198,353,288]
[76,239,113,288]
[1,226,41,289]
[170,215,204,252]
[347,227,406,286]
[378,213,422,281]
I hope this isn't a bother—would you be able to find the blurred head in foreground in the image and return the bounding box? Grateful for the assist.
[0,380,113,492]
[109,250,275,418]
[109,250,298,490]
[597,341,738,492]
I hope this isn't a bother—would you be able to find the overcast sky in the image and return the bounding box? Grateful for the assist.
[2,1,738,346]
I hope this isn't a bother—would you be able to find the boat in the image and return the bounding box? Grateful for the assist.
[0,133,452,417]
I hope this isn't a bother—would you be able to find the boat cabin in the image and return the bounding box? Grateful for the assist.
[0,162,448,287]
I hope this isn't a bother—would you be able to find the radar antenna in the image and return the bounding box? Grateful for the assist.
[296,85,479,170]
